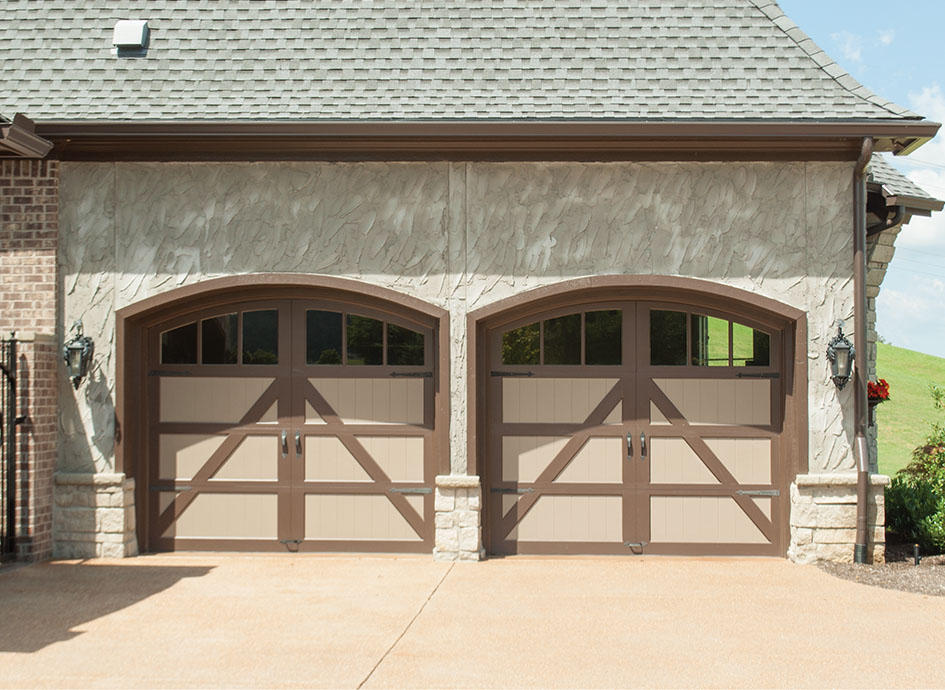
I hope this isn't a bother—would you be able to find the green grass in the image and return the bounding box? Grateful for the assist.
[876,342,945,476]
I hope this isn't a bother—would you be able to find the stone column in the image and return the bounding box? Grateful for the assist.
[434,474,484,561]
[789,473,888,563]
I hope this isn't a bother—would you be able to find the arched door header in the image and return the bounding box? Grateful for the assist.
[469,275,804,332]
[117,273,447,329]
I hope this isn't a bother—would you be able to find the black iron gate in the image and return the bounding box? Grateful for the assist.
[1,338,17,561]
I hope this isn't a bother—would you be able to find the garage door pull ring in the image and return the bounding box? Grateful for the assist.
[623,541,648,554]
[279,539,303,552]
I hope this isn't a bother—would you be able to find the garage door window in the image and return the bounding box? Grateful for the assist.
[502,310,623,366]
[305,309,426,366]
[651,309,770,367]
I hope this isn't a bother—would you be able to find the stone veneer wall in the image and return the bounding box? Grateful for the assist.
[433,475,484,561]
[58,160,867,561]
[53,473,137,558]
[789,474,888,563]
[0,159,59,561]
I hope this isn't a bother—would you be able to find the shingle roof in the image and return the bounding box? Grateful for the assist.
[869,155,943,207]
[0,0,922,122]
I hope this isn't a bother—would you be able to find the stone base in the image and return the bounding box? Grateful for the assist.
[433,475,485,561]
[789,473,888,564]
[53,473,138,559]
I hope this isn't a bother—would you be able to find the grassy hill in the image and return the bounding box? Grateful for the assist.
[876,342,945,476]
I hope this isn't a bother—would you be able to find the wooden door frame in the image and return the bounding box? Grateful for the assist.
[115,274,449,552]
[467,275,808,556]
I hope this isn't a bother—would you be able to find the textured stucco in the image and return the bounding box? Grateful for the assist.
[58,160,856,477]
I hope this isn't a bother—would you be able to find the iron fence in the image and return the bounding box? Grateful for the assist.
[1,338,17,561]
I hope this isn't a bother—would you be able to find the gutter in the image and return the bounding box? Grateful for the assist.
[853,138,873,565]
[34,119,941,162]
[0,114,53,158]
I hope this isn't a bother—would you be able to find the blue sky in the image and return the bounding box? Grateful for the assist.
[778,1,945,358]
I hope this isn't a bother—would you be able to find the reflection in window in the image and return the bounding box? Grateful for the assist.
[735,322,770,367]
[242,310,278,364]
[585,310,621,365]
[161,322,197,364]
[691,314,729,367]
[202,313,238,364]
[306,310,343,365]
[388,323,425,366]
[502,323,540,365]
[347,314,383,365]
[543,314,581,365]
[650,310,687,366]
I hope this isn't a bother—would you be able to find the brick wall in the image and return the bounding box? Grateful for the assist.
[0,159,59,560]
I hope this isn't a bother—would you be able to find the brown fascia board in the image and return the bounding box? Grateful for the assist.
[0,114,54,158]
[35,119,942,162]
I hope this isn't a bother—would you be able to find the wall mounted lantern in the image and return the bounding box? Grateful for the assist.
[826,320,855,390]
[63,319,94,389]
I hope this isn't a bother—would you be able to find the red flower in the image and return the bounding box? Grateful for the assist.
[868,378,891,402]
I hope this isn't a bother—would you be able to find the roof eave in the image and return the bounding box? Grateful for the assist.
[34,119,941,162]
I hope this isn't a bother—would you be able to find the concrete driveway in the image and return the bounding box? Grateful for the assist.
[0,555,942,689]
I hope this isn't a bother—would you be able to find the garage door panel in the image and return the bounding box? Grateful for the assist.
[501,436,567,483]
[305,436,372,481]
[506,496,622,542]
[555,437,623,483]
[211,435,280,481]
[304,494,423,541]
[649,496,769,544]
[502,378,619,423]
[159,434,225,481]
[352,436,426,482]
[653,378,771,426]
[311,378,424,425]
[160,493,279,540]
[649,437,719,484]
[703,438,772,485]
[160,377,276,424]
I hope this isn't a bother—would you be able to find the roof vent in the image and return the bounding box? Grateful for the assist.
[112,20,149,56]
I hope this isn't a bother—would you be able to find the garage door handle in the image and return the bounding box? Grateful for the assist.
[295,432,302,455]
[640,432,647,460]
[626,433,633,459]
[281,430,288,458]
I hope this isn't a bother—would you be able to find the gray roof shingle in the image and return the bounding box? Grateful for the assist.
[0,0,923,122]
[869,155,942,205]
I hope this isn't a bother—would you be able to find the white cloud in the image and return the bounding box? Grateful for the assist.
[877,275,945,358]
[831,30,863,63]
[878,29,895,46]
[886,86,945,253]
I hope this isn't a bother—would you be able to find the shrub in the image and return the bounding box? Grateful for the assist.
[885,385,945,554]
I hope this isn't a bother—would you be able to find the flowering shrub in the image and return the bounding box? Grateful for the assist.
[868,378,891,403]
[886,385,945,554]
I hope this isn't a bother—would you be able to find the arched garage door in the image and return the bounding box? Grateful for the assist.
[142,291,440,552]
[484,297,789,556]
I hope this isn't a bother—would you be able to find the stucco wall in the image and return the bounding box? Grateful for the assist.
[58,161,857,477]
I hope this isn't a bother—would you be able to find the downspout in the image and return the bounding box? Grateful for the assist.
[867,205,905,236]
[853,138,873,564]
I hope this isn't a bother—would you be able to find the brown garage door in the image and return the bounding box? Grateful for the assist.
[485,300,784,556]
[147,297,435,552]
